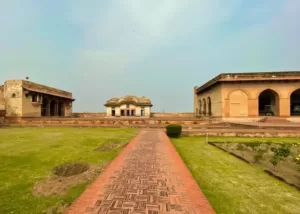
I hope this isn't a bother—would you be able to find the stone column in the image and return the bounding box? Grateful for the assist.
[223,99,229,117]
[115,107,120,117]
[46,101,50,116]
[136,107,141,117]
[279,97,290,117]
[248,98,258,117]
[55,101,59,116]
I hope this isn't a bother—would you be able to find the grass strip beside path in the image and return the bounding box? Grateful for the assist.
[172,136,300,214]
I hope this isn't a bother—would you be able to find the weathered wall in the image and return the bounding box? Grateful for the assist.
[221,81,300,117]
[195,84,222,117]
[73,112,106,118]
[0,86,5,111]
[106,107,112,117]
[151,112,194,118]
[7,117,211,127]
[72,112,194,118]
[4,80,23,116]
[64,104,73,117]
[103,104,151,117]
[145,106,151,117]
[136,106,141,116]
[22,92,41,117]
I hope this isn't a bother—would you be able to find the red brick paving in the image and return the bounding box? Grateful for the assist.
[65,130,215,214]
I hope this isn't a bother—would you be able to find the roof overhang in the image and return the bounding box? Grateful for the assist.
[23,87,75,101]
[195,71,300,94]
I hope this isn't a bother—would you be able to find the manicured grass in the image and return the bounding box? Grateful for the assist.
[0,127,137,214]
[172,136,300,214]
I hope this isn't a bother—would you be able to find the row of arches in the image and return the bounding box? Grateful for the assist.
[197,97,212,117]
[228,88,300,117]
[196,88,300,117]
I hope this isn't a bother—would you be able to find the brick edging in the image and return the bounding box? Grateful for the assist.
[64,131,144,214]
[161,132,216,214]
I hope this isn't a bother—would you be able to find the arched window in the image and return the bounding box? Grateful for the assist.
[199,100,202,116]
[207,97,212,116]
[202,98,207,116]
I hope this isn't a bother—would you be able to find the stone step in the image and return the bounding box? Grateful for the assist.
[258,117,290,123]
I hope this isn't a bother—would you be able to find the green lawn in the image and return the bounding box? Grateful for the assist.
[172,136,300,214]
[0,127,137,214]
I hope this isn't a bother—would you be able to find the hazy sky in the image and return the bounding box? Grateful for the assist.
[1,1,300,112]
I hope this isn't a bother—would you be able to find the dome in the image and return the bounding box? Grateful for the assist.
[106,97,119,105]
[104,95,152,107]
[118,95,139,104]
[139,96,151,104]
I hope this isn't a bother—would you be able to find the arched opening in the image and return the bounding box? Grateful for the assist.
[50,100,57,116]
[41,98,49,116]
[258,89,279,116]
[199,100,202,116]
[290,89,300,116]
[58,102,65,117]
[229,90,248,117]
[207,97,212,116]
[202,98,207,116]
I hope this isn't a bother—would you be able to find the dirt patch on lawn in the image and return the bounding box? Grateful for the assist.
[52,162,90,177]
[94,141,128,152]
[33,162,109,197]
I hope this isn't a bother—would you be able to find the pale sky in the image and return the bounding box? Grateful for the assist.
[1,1,300,112]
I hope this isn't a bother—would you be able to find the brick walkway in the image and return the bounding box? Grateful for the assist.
[65,130,215,214]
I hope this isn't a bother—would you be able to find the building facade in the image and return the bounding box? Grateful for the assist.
[104,95,152,117]
[0,80,74,117]
[194,71,300,118]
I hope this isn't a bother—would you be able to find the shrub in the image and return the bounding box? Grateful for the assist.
[166,124,182,138]
[295,154,300,170]
[254,148,267,163]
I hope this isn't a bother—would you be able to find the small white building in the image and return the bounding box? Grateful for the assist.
[104,95,152,117]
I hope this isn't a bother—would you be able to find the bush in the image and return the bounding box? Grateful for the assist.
[166,124,182,138]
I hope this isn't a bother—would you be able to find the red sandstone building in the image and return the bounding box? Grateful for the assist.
[193,71,300,120]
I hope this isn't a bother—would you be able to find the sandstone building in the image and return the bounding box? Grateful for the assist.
[194,71,300,118]
[0,80,74,117]
[104,95,152,117]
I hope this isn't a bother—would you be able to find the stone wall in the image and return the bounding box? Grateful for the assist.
[72,112,106,118]
[7,117,210,127]
[4,80,23,116]
[150,112,194,118]
[72,112,195,118]
[195,84,222,117]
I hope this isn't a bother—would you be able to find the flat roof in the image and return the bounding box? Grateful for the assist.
[195,71,300,94]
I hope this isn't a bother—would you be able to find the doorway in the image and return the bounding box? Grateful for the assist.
[258,89,279,116]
